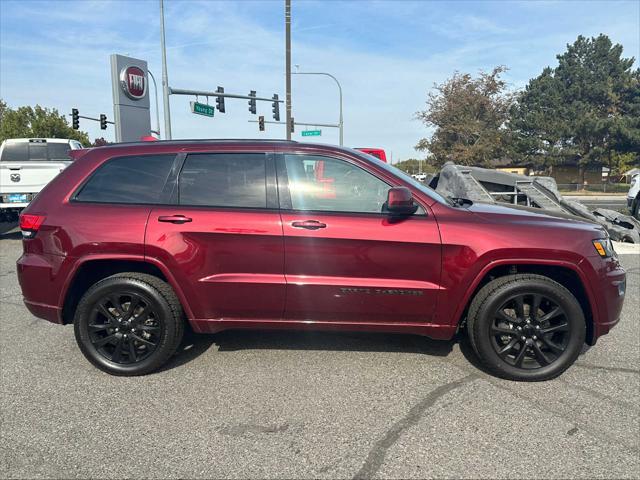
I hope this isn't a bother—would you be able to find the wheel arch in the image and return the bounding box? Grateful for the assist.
[455,260,597,345]
[61,256,193,325]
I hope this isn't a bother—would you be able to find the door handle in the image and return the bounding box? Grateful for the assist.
[158,215,192,224]
[291,220,327,230]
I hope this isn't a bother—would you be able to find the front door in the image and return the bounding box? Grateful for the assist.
[278,153,441,326]
[145,151,285,322]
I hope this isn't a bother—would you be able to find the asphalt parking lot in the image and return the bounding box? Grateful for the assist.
[1,225,638,479]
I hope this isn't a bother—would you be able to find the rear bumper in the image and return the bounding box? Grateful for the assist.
[17,252,67,324]
[23,299,62,324]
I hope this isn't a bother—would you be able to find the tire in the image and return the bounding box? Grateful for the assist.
[633,197,639,220]
[467,274,585,381]
[74,273,185,376]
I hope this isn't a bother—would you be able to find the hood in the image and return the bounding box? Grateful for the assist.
[467,201,606,235]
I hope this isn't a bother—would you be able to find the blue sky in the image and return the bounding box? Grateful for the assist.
[1,0,639,161]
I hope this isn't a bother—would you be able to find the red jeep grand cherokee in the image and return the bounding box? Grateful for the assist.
[16,140,625,380]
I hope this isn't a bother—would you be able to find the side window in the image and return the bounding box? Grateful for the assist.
[179,153,267,208]
[283,154,389,213]
[75,155,175,204]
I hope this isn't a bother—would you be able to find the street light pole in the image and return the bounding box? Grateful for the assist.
[159,0,172,139]
[147,70,161,137]
[285,0,292,141]
[292,71,343,145]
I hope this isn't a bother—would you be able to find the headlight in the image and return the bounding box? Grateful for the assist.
[593,238,616,258]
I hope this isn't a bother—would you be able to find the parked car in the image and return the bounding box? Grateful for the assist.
[627,173,639,219]
[17,140,625,380]
[0,138,84,221]
[355,148,387,162]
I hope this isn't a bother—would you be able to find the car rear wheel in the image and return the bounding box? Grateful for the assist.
[74,273,184,376]
[467,274,585,381]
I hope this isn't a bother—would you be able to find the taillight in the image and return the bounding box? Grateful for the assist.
[19,214,45,239]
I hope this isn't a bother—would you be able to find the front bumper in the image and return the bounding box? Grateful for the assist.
[584,255,626,343]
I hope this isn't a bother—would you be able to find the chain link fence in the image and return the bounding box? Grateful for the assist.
[556,183,630,194]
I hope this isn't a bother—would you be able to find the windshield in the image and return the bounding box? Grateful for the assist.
[352,150,451,205]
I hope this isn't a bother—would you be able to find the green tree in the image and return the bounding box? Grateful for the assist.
[510,35,640,182]
[393,158,438,175]
[415,66,515,167]
[0,100,90,145]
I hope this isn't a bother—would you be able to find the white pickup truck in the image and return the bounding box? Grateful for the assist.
[0,138,84,221]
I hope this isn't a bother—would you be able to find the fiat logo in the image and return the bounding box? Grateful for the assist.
[119,65,147,100]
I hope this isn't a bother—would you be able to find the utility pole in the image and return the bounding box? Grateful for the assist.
[160,0,172,139]
[285,0,292,141]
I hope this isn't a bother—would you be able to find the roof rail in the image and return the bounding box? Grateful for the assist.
[97,138,299,148]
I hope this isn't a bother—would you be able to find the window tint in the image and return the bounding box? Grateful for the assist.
[1,143,28,161]
[48,143,72,160]
[1,141,74,161]
[179,153,267,208]
[29,143,47,160]
[284,154,389,213]
[76,155,175,204]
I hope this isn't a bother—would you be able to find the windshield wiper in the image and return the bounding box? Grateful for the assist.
[448,196,474,207]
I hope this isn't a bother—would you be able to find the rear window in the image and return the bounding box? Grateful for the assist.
[75,155,175,204]
[179,153,267,208]
[0,141,74,161]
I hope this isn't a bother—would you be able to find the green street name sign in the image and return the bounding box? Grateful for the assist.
[190,101,215,117]
[301,130,321,137]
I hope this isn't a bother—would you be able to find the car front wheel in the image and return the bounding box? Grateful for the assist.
[74,273,184,376]
[467,274,585,381]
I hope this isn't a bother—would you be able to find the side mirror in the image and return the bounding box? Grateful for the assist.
[384,187,418,216]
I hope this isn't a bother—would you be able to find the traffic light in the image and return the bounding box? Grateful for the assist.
[71,108,79,130]
[99,114,107,130]
[248,91,257,114]
[272,94,280,121]
[215,86,225,113]
[290,117,295,133]
[258,115,265,132]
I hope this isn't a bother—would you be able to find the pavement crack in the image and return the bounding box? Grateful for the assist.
[558,379,638,410]
[353,373,478,480]
[574,363,640,375]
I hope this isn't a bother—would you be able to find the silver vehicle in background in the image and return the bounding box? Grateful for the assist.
[0,138,84,221]
[628,173,640,220]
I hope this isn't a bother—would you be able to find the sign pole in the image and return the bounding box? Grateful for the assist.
[159,0,172,139]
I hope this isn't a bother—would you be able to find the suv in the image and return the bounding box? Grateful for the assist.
[0,138,84,221]
[17,140,626,380]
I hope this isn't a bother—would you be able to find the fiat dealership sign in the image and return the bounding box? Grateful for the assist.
[120,65,147,100]
[111,54,151,142]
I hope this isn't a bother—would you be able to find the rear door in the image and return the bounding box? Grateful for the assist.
[145,151,285,322]
[278,152,442,325]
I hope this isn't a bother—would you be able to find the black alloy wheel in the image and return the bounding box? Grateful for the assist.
[74,273,184,376]
[490,293,570,369]
[467,274,585,381]
[88,292,162,365]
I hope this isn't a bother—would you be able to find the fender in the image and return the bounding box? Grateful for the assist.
[58,253,196,322]
[449,257,599,328]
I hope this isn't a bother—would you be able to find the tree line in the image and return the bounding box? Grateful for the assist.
[414,34,640,182]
